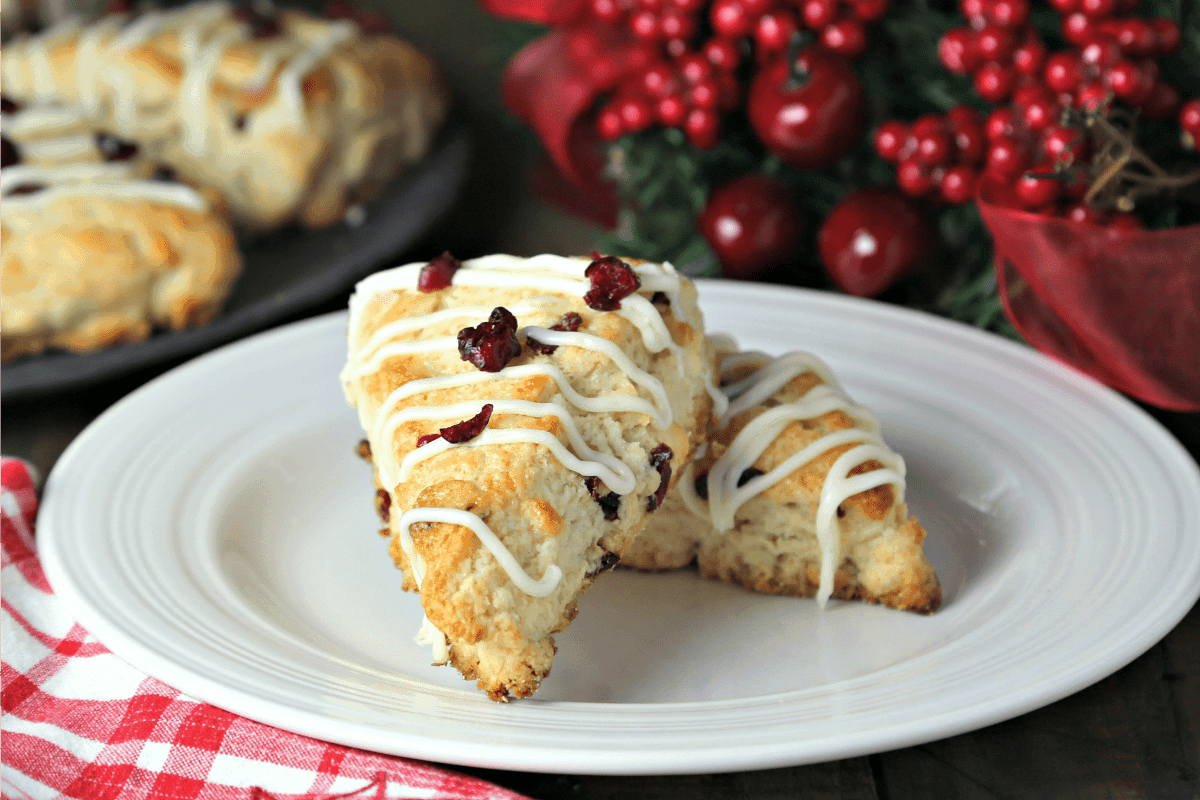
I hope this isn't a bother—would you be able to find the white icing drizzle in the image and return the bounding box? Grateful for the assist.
[696,348,908,608]
[0,162,209,213]
[6,1,360,162]
[346,254,708,656]
[1,106,86,136]
[9,135,95,161]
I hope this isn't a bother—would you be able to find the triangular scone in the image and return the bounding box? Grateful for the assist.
[341,253,719,700]
[623,343,941,614]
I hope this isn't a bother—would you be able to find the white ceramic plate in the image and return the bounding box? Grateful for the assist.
[38,281,1200,775]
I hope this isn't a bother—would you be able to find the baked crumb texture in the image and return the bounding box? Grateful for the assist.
[342,254,717,700]
[623,350,942,615]
[0,2,448,231]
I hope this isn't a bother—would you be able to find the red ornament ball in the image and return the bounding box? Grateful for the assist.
[818,187,935,297]
[747,46,866,169]
[698,174,804,280]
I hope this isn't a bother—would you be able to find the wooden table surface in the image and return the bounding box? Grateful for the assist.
[4,3,1199,795]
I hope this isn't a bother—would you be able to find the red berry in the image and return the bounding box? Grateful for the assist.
[851,0,889,22]
[989,0,1030,26]
[1079,36,1120,69]
[938,27,979,74]
[1111,18,1156,57]
[1075,81,1111,112]
[639,62,676,96]
[659,7,696,39]
[617,95,656,131]
[747,46,866,168]
[1013,168,1061,209]
[820,18,868,59]
[948,105,982,127]
[711,0,753,38]
[818,187,935,297]
[951,116,986,164]
[629,9,662,39]
[458,307,522,372]
[873,120,909,161]
[740,0,777,13]
[1151,18,1181,54]
[960,0,989,26]
[975,62,1016,103]
[986,134,1029,179]
[1012,39,1046,74]
[1021,96,1059,133]
[679,53,714,83]
[684,106,721,148]
[417,251,462,292]
[939,164,979,203]
[755,10,798,53]
[985,106,1016,140]
[591,0,627,23]
[527,312,583,355]
[1062,12,1097,45]
[1042,124,1088,165]
[689,77,721,109]
[1105,59,1151,104]
[801,0,838,29]
[917,129,955,166]
[703,37,742,70]
[1140,81,1178,120]
[1063,202,1105,224]
[975,25,1017,62]
[597,104,625,140]
[584,254,642,310]
[1044,51,1082,94]
[697,174,803,280]
[1181,100,1200,149]
[1078,0,1115,17]
[911,113,947,139]
[437,404,494,444]
[657,94,688,126]
[1047,0,1077,13]
[896,156,934,196]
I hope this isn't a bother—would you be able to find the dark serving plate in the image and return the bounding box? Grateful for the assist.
[1,118,471,402]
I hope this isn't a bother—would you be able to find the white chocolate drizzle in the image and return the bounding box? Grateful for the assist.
[698,346,907,608]
[344,253,715,656]
[0,162,209,213]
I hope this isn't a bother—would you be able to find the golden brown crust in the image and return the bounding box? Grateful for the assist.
[1,192,241,362]
[0,5,448,231]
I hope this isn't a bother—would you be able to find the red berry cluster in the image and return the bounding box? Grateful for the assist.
[874,106,986,203]
[592,0,889,148]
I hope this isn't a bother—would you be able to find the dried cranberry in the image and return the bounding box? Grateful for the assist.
[1,96,20,114]
[417,251,461,292]
[233,113,248,131]
[458,307,522,372]
[527,311,583,355]
[737,467,764,487]
[651,291,670,307]
[152,165,177,182]
[585,476,621,521]
[583,253,641,311]
[374,488,392,522]
[233,2,282,37]
[6,182,45,196]
[588,549,621,577]
[95,132,138,162]
[647,444,673,511]
[416,433,442,448]
[441,404,493,443]
[694,472,709,500]
[2,137,19,169]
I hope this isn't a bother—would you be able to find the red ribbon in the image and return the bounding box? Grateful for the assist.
[979,185,1200,411]
[486,1,655,222]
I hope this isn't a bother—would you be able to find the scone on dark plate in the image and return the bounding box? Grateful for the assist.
[341,253,720,700]
[0,1,448,231]
[623,343,942,614]
[1,109,242,362]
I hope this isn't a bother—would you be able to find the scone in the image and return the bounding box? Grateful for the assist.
[1,119,242,361]
[623,344,942,614]
[1,1,448,230]
[341,253,720,700]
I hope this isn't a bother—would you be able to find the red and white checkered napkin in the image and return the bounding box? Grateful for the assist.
[0,457,532,800]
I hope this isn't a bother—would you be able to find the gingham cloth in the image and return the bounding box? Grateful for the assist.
[1,457,532,800]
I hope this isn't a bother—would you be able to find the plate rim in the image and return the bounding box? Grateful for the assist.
[35,282,1200,775]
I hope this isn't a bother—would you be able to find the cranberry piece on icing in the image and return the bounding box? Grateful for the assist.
[1,96,21,114]
[583,253,641,311]
[527,311,583,355]
[417,251,461,292]
[416,404,494,449]
[458,307,521,372]
[2,137,20,169]
[585,476,621,521]
[647,444,673,511]
[95,132,139,162]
